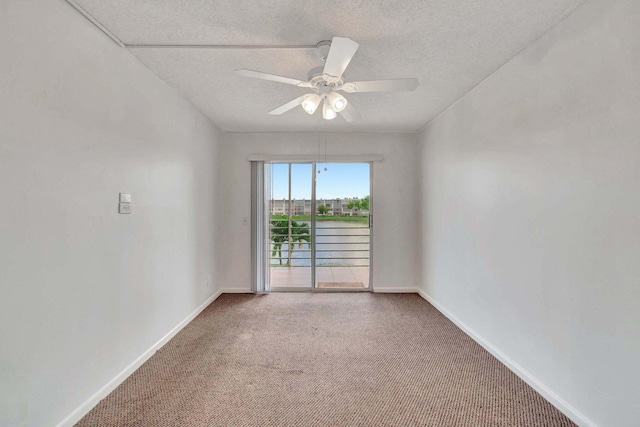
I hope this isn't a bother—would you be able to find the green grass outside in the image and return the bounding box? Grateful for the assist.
[270,214,368,225]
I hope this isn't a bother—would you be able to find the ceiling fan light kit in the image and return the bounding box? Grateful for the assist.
[322,99,338,120]
[235,37,419,122]
[327,92,347,112]
[301,93,322,115]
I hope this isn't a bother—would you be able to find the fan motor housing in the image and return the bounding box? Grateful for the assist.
[307,66,344,89]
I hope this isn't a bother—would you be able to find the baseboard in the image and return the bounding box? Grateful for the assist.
[56,288,225,427]
[416,288,596,427]
[374,286,419,293]
[219,287,253,293]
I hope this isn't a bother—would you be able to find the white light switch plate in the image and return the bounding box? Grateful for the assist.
[119,193,131,203]
[119,203,132,214]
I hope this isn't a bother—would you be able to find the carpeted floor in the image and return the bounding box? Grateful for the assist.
[76,293,575,426]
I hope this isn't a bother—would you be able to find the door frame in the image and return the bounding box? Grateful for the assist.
[265,160,373,292]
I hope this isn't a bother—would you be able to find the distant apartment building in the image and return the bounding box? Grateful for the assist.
[270,197,367,216]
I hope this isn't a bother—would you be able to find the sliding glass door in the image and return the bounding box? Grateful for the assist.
[268,163,313,289]
[314,163,371,289]
[265,162,371,291]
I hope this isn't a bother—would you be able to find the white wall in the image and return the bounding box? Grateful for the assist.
[417,0,640,425]
[0,1,222,426]
[219,132,421,291]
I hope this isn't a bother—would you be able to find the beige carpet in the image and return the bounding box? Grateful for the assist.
[76,293,575,426]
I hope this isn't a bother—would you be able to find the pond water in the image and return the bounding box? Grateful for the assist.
[270,220,370,267]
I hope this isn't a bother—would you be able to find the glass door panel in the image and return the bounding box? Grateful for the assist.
[268,163,313,289]
[314,163,371,289]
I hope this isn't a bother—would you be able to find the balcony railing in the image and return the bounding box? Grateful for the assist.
[269,224,370,267]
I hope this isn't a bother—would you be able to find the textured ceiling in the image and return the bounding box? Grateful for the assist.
[75,0,585,132]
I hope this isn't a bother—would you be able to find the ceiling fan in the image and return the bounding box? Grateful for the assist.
[235,37,419,122]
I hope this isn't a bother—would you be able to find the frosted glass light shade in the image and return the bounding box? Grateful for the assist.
[301,93,321,115]
[322,99,337,120]
[327,92,348,112]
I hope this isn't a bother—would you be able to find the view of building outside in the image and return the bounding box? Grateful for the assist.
[269,196,369,217]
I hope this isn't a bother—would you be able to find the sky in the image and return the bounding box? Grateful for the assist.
[270,163,370,199]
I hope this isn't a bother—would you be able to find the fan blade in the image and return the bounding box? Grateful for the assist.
[323,37,359,83]
[269,95,308,115]
[340,103,362,123]
[235,69,313,88]
[341,78,419,93]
